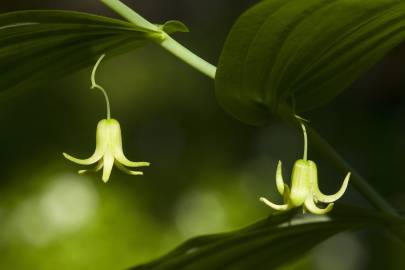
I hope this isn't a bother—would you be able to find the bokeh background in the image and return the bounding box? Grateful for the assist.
[0,1,404,269]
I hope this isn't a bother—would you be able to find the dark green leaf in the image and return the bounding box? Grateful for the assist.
[0,10,159,94]
[130,205,404,270]
[215,0,405,125]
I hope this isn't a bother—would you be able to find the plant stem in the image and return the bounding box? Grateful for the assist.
[101,0,216,79]
[308,127,398,216]
[160,36,216,79]
[91,54,111,119]
[299,121,308,161]
[101,0,158,31]
[100,0,398,217]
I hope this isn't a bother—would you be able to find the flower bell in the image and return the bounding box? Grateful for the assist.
[260,121,350,214]
[63,54,150,182]
[63,118,150,182]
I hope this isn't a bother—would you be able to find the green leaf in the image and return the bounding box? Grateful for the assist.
[161,20,190,34]
[215,0,405,125]
[129,205,404,270]
[0,10,159,94]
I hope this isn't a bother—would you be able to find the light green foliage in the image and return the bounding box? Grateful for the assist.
[216,0,405,125]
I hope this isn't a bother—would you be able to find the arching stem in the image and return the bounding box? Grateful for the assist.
[91,54,111,119]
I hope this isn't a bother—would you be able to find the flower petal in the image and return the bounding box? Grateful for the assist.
[114,149,150,167]
[304,197,333,215]
[115,161,144,176]
[63,150,102,165]
[276,160,286,195]
[102,153,114,183]
[79,160,103,175]
[313,172,351,203]
[260,197,289,211]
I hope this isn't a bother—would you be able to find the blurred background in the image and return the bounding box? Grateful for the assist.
[0,1,404,269]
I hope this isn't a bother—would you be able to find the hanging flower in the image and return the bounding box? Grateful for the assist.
[260,121,350,214]
[63,118,150,182]
[63,54,150,182]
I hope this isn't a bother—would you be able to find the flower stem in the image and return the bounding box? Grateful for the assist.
[91,54,111,119]
[100,0,399,217]
[101,0,216,79]
[299,121,308,161]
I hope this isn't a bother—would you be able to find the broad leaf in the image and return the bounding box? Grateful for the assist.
[0,10,185,94]
[215,0,405,125]
[130,205,404,270]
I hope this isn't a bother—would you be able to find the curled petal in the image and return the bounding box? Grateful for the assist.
[79,160,103,175]
[114,149,150,167]
[63,150,102,165]
[102,154,114,183]
[304,197,334,215]
[276,161,286,195]
[115,161,144,176]
[260,197,289,211]
[313,172,351,203]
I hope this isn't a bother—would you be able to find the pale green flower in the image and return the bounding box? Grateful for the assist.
[63,118,150,182]
[260,159,350,214]
[260,120,350,214]
[64,54,149,182]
